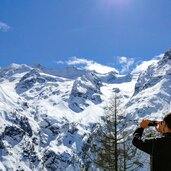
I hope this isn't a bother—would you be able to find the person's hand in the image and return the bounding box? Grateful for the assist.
[155,121,165,134]
[140,119,150,128]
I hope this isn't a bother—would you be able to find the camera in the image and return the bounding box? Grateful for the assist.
[148,121,157,126]
[148,121,163,126]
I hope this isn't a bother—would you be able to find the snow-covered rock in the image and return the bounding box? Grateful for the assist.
[33,65,87,79]
[69,72,102,112]
[126,49,171,123]
[0,63,31,82]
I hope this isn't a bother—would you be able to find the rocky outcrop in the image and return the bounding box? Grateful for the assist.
[69,72,102,112]
[16,69,46,94]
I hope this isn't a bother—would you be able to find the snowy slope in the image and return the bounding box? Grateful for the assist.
[0,49,171,171]
[126,49,171,122]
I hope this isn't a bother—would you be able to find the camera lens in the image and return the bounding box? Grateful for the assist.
[148,121,157,126]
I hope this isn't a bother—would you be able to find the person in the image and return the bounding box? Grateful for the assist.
[132,112,171,171]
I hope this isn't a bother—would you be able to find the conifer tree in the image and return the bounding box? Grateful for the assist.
[82,94,143,170]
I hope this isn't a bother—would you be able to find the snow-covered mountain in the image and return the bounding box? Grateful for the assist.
[0,49,171,171]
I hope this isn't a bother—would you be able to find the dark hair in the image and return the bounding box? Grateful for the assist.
[164,113,171,129]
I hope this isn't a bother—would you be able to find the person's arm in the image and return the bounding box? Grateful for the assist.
[132,120,154,155]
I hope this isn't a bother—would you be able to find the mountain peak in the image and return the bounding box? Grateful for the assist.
[6,63,30,70]
[163,48,171,60]
[32,64,44,69]
[9,63,22,68]
[0,63,31,78]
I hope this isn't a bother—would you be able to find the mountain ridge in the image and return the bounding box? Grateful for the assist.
[0,49,171,170]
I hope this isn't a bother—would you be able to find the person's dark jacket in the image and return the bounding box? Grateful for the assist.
[132,127,171,171]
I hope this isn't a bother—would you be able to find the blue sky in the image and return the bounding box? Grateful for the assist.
[0,0,171,73]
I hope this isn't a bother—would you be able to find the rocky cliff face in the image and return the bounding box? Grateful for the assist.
[126,49,171,123]
[0,49,171,171]
[69,72,102,112]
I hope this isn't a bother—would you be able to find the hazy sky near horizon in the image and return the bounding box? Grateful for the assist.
[0,0,171,73]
